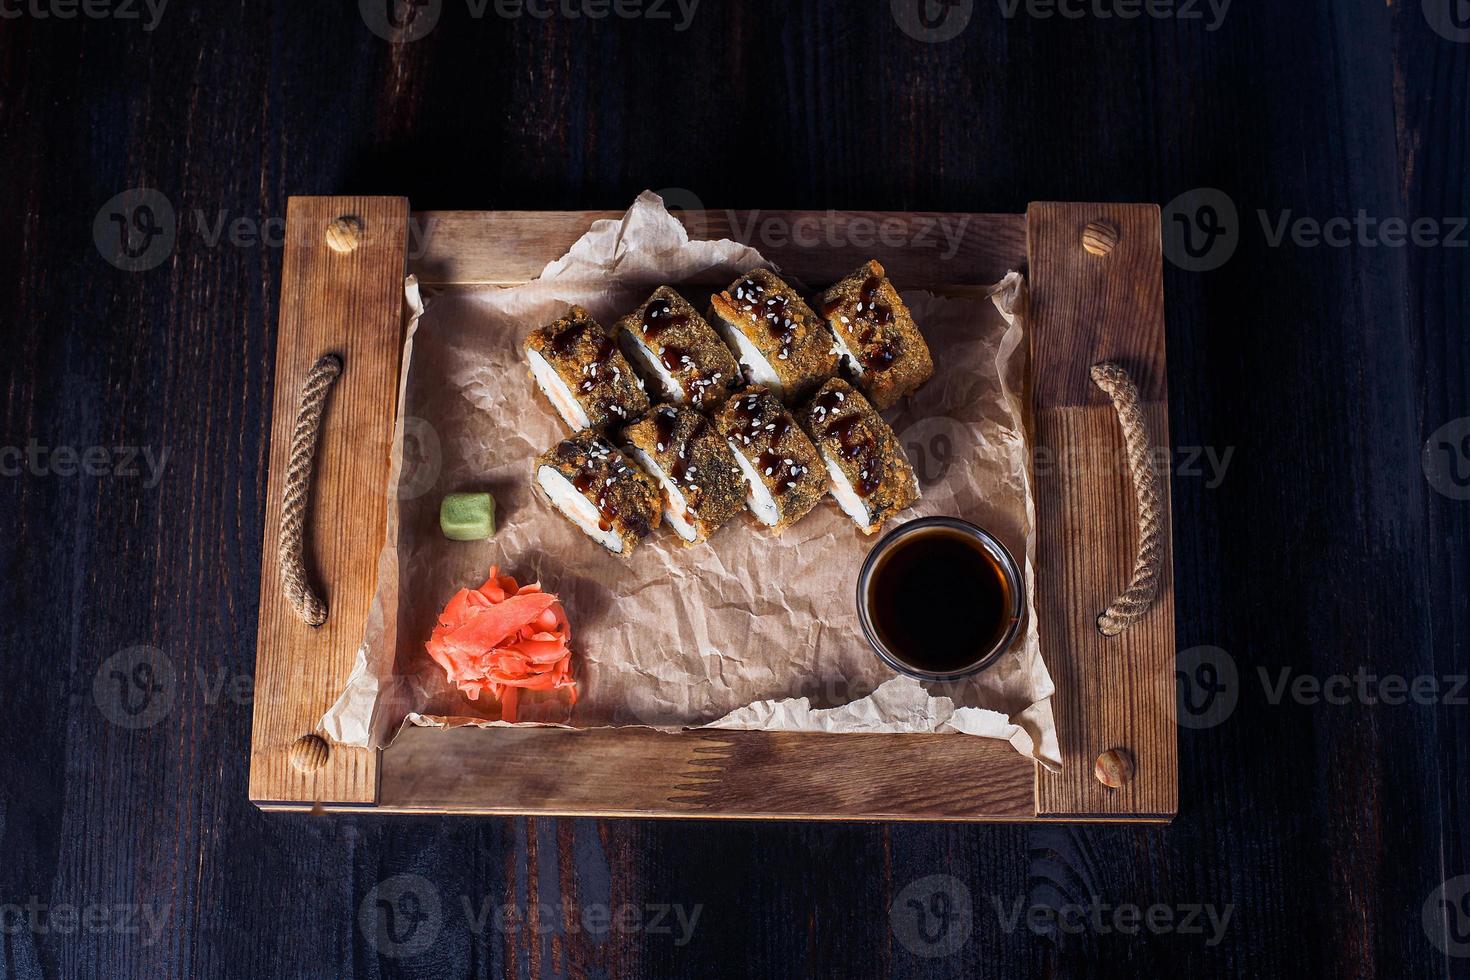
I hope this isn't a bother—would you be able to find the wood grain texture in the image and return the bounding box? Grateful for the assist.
[1,1,1464,978]
[248,196,408,805]
[373,726,1036,821]
[411,210,1026,288]
[1027,204,1176,819]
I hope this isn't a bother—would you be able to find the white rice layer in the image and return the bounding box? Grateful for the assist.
[820,450,873,531]
[726,437,782,527]
[536,465,624,553]
[712,314,783,395]
[527,348,592,430]
[627,446,699,542]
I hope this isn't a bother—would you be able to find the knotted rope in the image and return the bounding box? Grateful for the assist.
[279,354,342,627]
[1090,362,1163,636]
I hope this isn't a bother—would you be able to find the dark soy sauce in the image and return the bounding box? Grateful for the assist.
[867,529,1013,674]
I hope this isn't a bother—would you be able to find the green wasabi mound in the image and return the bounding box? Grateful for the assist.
[440,492,496,541]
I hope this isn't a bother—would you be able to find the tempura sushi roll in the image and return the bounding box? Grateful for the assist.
[708,269,838,403]
[799,379,920,535]
[622,406,745,545]
[714,388,826,535]
[534,430,662,557]
[817,260,934,410]
[524,306,650,430]
[615,287,741,410]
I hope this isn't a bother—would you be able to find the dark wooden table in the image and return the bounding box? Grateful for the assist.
[2,1,1466,976]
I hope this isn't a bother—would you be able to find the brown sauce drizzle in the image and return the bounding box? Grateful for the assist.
[858,275,894,326]
[659,343,692,374]
[809,390,879,497]
[549,320,587,355]
[649,409,708,513]
[644,299,722,399]
[564,439,626,532]
[734,278,798,361]
[640,297,689,342]
[548,319,618,396]
[824,276,898,372]
[825,416,882,497]
[732,394,807,494]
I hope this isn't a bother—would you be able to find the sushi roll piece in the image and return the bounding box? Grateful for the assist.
[615,287,742,410]
[816,260,934,410]
[524,306,651,430]
[798,379,920,535]
[714,388,826,535]
[622,406,746,545]
[708,269,839,403]
[534,430,662,557]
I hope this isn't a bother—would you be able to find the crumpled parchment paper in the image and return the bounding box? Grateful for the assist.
[321,191,1059,769]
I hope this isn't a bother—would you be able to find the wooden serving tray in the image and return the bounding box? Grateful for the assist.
[248,198,1176,822]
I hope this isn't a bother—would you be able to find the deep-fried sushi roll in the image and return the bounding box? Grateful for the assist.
[615,287,742,410]
[708,269,838,403]
[622,406,745,545]
[714,388,826,535]
[524,306,651,430]
[798,379,920,535]
[817,260,934,410]
[534,430,662,556]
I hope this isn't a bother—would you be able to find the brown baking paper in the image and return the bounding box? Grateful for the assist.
[321,192,1059,769]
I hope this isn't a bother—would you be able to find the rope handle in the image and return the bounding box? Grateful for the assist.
[1090,362,1163,637]
[279,354,342,627]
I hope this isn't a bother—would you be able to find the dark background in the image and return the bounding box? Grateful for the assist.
[2,0,1468,976]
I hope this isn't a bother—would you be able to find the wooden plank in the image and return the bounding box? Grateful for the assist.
[367,726,1038,821]
[1026,202,1177,819]
[410,209,1025,290]
[248,196,409,806]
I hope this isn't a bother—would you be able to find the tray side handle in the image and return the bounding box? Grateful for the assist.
[1089,361,1165,636]
[249,196,409,808]
[1026,202,1178,819]
[278,353,343,627]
